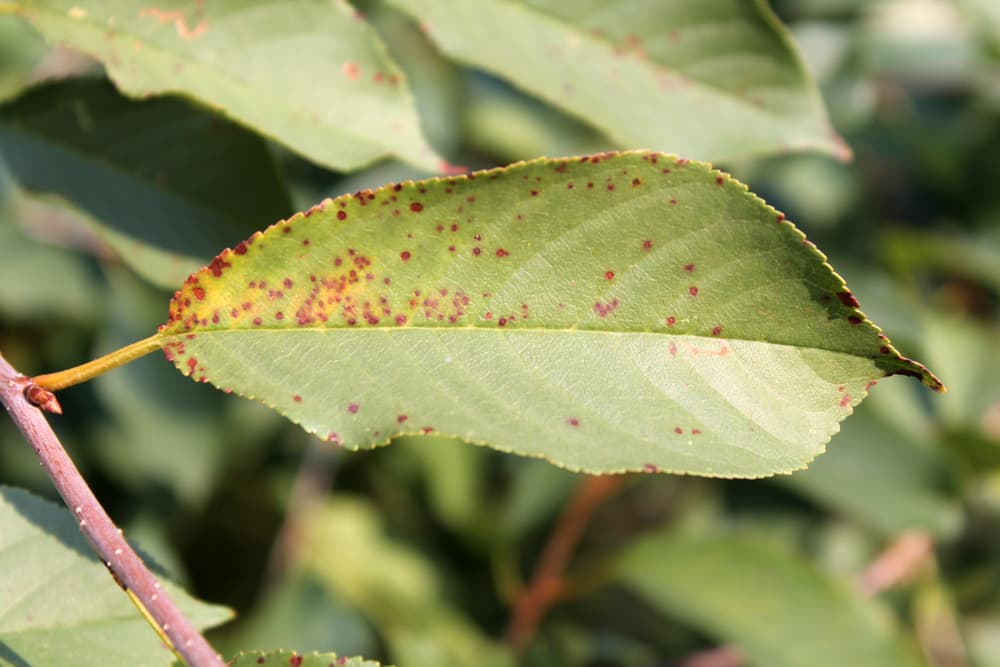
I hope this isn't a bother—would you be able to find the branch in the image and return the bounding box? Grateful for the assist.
[505,473,624,651]
[0,351,225,667]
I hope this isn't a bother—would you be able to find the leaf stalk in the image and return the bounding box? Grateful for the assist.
[32,333,162,391]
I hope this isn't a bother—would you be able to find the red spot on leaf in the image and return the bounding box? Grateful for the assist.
[836,291,860,308]
[632,178,641,186]
[337,210,347,220]
[410,202,423,213]
[666,315,676,326]
[840,394,852,407]
[642,239,653,251]
[692,428,701,435]
[715,175,724,185]
[594,298,620,317]
[605,270,615,281]
[192,287,205,300]
[712,325,722,336]
[847,315,863,325]
[207,256,230,277]
[341,61,360,80]
[674,426,683,434]
[567,417,580,427]
[496,248,509,257]
[643,463,659,473]
[186,357,197,372]
[400,251,411,261]
[688,286,699,297]
[347,403,359,414]
[683,263,695,273]
[397,414,408,423]
[293,395,302,403]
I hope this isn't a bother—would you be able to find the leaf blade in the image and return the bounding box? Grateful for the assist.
[385,0,848,161]
[11,0,443,171]
[617,531,923,667]
[0,486,230,667]
[159,152,940,478]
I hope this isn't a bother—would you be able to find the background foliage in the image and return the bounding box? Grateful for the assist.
[0,1,998,666]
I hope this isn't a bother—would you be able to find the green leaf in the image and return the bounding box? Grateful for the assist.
[216,570,376,659]
[617,531,923,667]
[0,486,231,667]
[777,397,962,538]
[0,14,49,103]
[385,0,848,162]
[229,651,386,667]
[298,498,515,667]
[8,0,443,172]
[0,195,101,322]
[0,78,291,289]
[158,152,940,478]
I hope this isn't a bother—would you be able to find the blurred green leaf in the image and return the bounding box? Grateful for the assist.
[0,486,231,666]
[0,78,291,289]
[386,0,848,161]
[0,14,48,102]
[618,530,924,667]
[217,570,375,659]
[299,497,515,667]
[398,435,489,539]
[922,313,1000,437]
[779,395,962,538]
[8,0,444,172]
[0,194,100,322]
[882,227,1000,296]
[463,78,612,163]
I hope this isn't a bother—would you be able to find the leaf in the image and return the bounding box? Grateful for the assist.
[384,0,848,162]
[217,570,376,659]
[229,651,387,667]
[777,398,962,538]
[0,195,101,322]
[617,531,924,667]
[0,78,291,289]
[0,14,49,103]
[298,498,515,667]
[0,486,231,667]
[8,0,444,172]
[158,151,941,478]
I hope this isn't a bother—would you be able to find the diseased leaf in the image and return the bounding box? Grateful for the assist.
[0,486,231,667]
[7,0,444,172]
[0,78,291,288]
[386,0,848,162]
[158,152,940,478]
[229,650,386,667]
[617,531,924,667]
